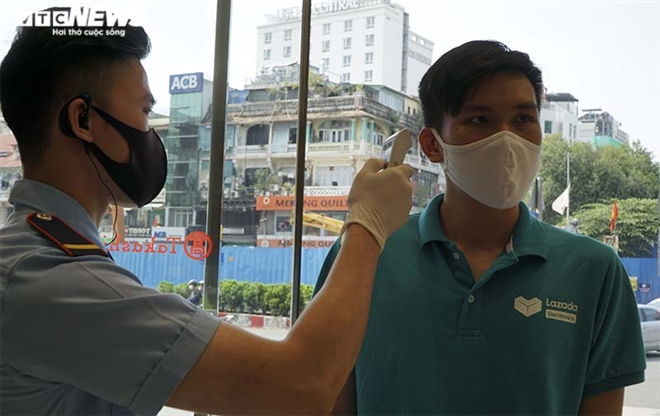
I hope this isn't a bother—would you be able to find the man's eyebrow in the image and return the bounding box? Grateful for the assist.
[461,103,492,112]
[461,102,538,112]
[514,101,538,110]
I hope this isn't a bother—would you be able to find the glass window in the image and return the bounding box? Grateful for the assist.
[366,16,375,28]
[364,70,373,82]
[284,29,292,41]
[283,46,291,58]
[365,52,374,65]
[264,49,271,60]
[343,37,352,50]
[344,20,352,32]
[341,73,351,82]
[544,120,552,134]
[343,55,351,67]
[323,23,331,35]
[264,32,272,44]
[365,34,375,46]
[322,40,330,52]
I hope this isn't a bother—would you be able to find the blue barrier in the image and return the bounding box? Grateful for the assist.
[111,246,332,288]
[621,257,659,304]
[112,248,658,304]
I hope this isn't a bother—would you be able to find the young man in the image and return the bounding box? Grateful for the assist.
[315,40,646,415]
[0,8,414,415]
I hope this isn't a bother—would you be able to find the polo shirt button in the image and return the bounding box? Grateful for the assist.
[452,253,460,260]
[468,294,475,303]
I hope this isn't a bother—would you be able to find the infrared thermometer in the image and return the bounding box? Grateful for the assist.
[381,129,412,168]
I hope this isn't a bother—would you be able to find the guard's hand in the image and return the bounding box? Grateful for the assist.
[341,158,414,250]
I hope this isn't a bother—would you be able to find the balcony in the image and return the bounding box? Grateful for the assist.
[228,95,420,131]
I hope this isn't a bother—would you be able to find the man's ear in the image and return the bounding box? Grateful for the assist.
[59,95,94,143]
[419,128,444,164]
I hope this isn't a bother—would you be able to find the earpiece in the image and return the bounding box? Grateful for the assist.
[58,93,92,138]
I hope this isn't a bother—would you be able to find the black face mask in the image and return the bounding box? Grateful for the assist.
[59,94,167,207]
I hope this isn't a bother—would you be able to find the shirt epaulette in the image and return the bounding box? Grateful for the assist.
[26,212,109,257]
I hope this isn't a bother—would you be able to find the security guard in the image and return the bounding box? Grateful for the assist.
[0,7,414,415]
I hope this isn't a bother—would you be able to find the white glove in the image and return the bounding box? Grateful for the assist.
[340,159,414,250]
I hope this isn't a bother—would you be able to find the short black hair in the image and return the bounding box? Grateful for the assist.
[0,7,151,166]
[418,40,544,129]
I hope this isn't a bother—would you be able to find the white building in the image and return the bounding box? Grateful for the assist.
[255,0,433,95]
[578,109,630,147]
[539,93,580,143]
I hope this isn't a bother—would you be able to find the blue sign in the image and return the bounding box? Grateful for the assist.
[169,72,203,94]
[640,283,651,293]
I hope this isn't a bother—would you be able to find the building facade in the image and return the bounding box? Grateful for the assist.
[220,68,443,247]
[578,108,630,147]
[255,0,433,95]
[539,92,580,142]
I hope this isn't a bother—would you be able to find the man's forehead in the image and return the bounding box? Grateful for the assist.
[460,74,537,109]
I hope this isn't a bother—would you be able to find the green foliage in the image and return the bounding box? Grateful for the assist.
[539,135,660,226]
[215,280,313,316]
[174,283,191,298]
[158,280,314,316]
[157,281,175,293]
[567,198,659,257]
[219,280,243,312]
[263,283,291,316]
[242,281,265,313]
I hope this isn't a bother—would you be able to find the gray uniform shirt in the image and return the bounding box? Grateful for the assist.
[0,180,220,415]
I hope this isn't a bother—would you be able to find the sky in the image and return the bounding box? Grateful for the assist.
[1,0,659,161]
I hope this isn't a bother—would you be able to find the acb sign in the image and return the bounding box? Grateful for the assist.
[169,72,203,94]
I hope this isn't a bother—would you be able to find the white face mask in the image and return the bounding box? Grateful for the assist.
[431,129,542,209]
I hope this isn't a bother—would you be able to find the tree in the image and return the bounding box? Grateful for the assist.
[567,198,659,258]
[539,135,660,225]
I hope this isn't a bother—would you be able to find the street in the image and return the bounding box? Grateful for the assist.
[160,329,660,416]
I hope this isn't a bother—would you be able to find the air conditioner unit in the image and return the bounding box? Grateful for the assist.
[231,191,240,198]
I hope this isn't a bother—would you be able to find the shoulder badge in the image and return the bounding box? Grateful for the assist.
[26,212,109,257]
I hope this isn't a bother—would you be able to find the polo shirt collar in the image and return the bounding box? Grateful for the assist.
[418,193,548,260]
[9,179,105,248]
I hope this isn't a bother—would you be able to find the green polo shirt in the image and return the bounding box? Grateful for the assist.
[314,193,645,415]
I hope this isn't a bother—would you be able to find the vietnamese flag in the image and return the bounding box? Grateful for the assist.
[609,199,619,232]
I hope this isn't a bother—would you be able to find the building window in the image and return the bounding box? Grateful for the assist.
[365,52,374,64]
[364,70,373,82]
[264,49,271,60]
[323,23,331,35]
[343,37,352,49]
[321,57,330,70]
[322,40,330,52]
[366,16,375,28]
[373,132,384,146]
[284,29,292,41]
[288,127,297,144]
[247,124,269,146]
[319,128,352,143]
[365,34,374,47]
[343,55,351,67]
[264,32,272,44]
[544,120,552,134]
[344,20,352,32]
[283,46,291,57]
[341,73,351,83]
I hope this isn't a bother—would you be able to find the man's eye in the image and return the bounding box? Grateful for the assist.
[144,108,153,116]
[469,116,488,124]
[517,114,537,123]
